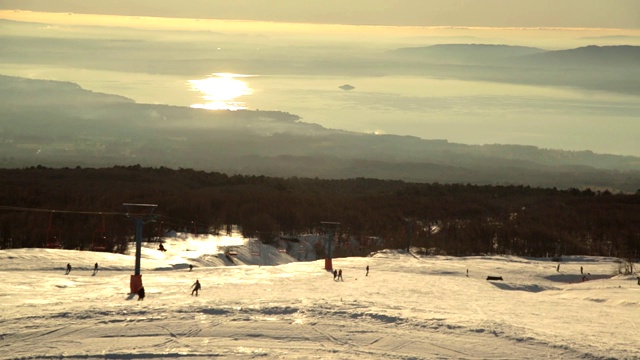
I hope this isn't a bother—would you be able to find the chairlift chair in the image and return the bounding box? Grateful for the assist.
[250,239,261,256]
[91,214,108,251]
[44,212,63,249]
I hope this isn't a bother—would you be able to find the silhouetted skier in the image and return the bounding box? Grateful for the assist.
[137,286,145,301]
[191,280,201,296]
[93,262,98,275]
[189,264,193,272]
[65,263,72,275]
[366,265,369,277]
[580,266,583,275]
[158,243,166,252]
[333,269,338,280]
[338,269,343,281]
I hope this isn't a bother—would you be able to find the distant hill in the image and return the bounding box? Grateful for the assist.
[393,44,640,67]
[522,45,640,68]
[393,44,544,64]
[1,75,639,192]
[389,44,640,95]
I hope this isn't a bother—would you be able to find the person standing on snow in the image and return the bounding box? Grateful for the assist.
[93,262,99,275]
[366,265,369,277]
[191,280,201,296]
[333,269,338,280]
[65,263,72,275]
[338,269,343,281]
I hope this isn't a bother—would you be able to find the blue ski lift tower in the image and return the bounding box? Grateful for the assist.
[123,203,158,294]
[321,221,340,271]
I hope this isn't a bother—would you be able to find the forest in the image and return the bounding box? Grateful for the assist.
[0,166,638,261]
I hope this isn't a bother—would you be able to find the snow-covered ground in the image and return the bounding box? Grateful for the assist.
[1,233,639,359]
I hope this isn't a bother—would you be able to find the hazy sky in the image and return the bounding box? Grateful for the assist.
[1,0,639,29]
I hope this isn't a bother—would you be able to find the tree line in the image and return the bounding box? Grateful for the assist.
[0,166,638,261]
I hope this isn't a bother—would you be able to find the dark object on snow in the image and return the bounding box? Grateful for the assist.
[333,269,338,280]
[158,244,166,252]
[366,265,369,277]
[338,269,343,281]
[191,280,201,296]
[486,276,503,281]
[137,286,145,301]
[637,277,639,285]
[339,84,355,91]
[189,264,193,271]
[580,266,583,275]
[556,264,560,272]
[65,263,72,275]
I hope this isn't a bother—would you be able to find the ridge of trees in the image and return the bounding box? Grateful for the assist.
[0,165,638,260]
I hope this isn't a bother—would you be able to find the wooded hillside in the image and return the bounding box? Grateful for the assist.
[1,166,638,260]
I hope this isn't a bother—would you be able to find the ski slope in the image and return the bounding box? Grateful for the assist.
[0,233,638,359]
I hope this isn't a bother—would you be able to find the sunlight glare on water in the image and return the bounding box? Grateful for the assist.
[188,73,254,110]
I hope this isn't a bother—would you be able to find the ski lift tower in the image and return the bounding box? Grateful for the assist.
[321,221,340,271]
[123,203,158,294]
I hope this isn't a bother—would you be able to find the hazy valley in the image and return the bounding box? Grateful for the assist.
[2,75,640,192]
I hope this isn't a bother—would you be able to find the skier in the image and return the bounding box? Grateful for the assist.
[580,266,583,275]
[137,286,145,301]
[158,243,166,252]
[333,269,338,280]
[65,263,72,275]
[191,280,201,296]
[338,269,343,281]
[189,264,193,272]
[366,265,369,277]
[93,262,98,274]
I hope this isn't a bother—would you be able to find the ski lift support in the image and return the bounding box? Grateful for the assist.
[123,203,158,294]
[321,221,340,271]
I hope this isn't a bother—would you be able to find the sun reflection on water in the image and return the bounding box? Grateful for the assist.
[188,73,254,110]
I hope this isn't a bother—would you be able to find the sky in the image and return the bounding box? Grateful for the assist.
[1,0,639,29]
[0,232,639,359]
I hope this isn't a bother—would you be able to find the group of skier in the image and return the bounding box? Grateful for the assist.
[137,279,200,301]
[64,262,99,275]
[332,265,370,281]
[65,260,374,301]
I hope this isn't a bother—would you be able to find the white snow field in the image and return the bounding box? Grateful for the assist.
[1,233,639,359]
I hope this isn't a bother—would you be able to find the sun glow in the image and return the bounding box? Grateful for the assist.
[188,73,254,110]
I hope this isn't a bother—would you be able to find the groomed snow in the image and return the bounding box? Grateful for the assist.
[1,233,638,359]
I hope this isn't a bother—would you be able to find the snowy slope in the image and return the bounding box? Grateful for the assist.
[0,233,639,359]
